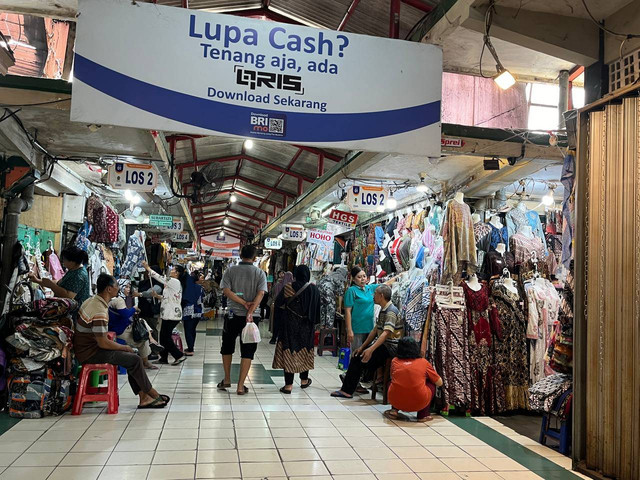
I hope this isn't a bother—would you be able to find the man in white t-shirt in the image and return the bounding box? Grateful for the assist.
[218,245,268,395]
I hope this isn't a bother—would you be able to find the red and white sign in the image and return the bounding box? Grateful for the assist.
[307,229,335,246]
[201,235,240,250]
[441,137,464,148]
[346,185,389,212]
[327,209,358,228]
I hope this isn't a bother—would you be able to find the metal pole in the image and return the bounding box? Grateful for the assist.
[338,0,361,31]
[558,69,569,129]
[389,0,401,39]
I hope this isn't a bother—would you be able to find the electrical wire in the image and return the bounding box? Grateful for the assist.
[0,98,71,108]
[580,0,640,39]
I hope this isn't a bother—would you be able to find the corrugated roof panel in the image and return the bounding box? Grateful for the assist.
[154,0,261,11]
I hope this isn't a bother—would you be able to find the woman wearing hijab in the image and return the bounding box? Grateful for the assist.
[269,271,294,344]
[182,270,205,356]
[272,265,320,393]
[109,279,157,369]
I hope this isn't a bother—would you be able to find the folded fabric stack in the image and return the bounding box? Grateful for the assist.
[528,373,572,413]
[5,297,78,418]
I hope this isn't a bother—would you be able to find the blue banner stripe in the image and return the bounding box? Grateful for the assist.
[73,54,440,142]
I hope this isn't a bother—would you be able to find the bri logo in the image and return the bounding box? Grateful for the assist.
[235,66,304,94]
[250,112,286,137]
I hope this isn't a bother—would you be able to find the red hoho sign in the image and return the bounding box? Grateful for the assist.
[328,209,358,226]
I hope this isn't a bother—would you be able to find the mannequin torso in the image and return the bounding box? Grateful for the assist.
[454,191,465,204]
[503,276,519,295]
[496,243,506,255]
[466,274,482,291]
[490,215,503,229]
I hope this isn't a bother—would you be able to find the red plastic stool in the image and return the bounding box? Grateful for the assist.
[72,364,119,415]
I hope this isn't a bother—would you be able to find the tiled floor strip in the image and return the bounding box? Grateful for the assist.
[0,316,583,480]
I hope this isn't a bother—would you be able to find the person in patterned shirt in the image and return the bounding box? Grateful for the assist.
[74,273,169,409]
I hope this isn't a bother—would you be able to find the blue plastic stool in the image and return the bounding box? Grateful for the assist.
[114,339,128,375]
[539,389,572,455]
[337,348,350,371]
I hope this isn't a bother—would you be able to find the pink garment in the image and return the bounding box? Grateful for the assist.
[47,252,64,281]
[422,228,435,253]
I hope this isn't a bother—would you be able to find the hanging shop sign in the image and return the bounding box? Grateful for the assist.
[171,232,190,242]
[210,248,240,259]
[264,237,282,250]
[71,0,442,156]
[327,209,358,228]
[107,162,158,192]
[346,185,389,212]
[307,229,335,246]
[149,214,174,227]
[282,225,306,241]
[201,234,241,250]
[159,218,183,232]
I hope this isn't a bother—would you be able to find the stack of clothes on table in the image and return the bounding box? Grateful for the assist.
[4,298,77,418]
[528,373,573,417]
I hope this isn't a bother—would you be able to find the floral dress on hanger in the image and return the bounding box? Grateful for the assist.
[462,281,503,415]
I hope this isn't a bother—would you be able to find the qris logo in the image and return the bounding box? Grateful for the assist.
[235,66,304,94]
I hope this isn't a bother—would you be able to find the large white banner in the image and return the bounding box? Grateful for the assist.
[71,0,442,156]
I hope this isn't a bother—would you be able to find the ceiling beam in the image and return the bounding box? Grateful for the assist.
[232,176,297,198]
[402,0,433,13]
[337,0,361,31]
[293,145,342,162]
[193,202,270,219]
[462,5,598,66]
[195,210,262,226]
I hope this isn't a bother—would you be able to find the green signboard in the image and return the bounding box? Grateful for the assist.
[149,214,173,227]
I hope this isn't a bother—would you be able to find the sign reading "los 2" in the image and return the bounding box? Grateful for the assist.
[108,162,158,192]
[327,209,358,228]
[346,185,389,212]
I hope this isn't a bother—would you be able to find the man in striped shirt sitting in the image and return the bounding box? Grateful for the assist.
[74,273,169,409]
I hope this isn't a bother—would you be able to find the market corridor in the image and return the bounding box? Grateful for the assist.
[0,317,584,480]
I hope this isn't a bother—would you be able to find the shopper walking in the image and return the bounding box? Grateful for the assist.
[272,265,319,393]
[28,245,91,306]
[141,261,186,366]
[74,273,169,409]
[331,284,403,398]
[182,270,204,356]
[385,337,443,422]
[219,245,268,395]
[269,271,293,344]
[134,266,162,341]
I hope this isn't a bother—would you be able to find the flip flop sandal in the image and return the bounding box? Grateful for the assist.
[160,394,171,403]
[300,379,312,389]
[330,391,353,399]
[185,352,194,356]
[236,386,249,395]
[279,386,292,394]
[383,410,400,420]
[138,397,166,409]
[217,380,231,390]
[355,386,369,394]
[171,356,187,366]
[145,364,159,370]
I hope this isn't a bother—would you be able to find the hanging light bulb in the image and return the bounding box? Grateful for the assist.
[223,217,230,225]
[416,176,429,193]
[493,68,516,90]
[244,139,254,150]
[542,190,555,207]
[230,193,238,203]
[220,230,225,237]
[124,189,134,201]
[386,191,397,210]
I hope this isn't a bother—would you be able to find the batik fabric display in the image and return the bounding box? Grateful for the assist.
[441,200,477,281]
[462,281,504,415]
[317,268,347,328]
[490,282,529,410]
[120,231,147,279]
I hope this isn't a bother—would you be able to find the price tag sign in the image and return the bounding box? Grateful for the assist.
[171,232,190,242]
[346,185,389,212]
[282,225,305,241]
[159,218,183,232]
[149,214,173,227]
[265,238,283,250]
[108,162,158,192]
[307,229,335,246]
[327,209,358,228]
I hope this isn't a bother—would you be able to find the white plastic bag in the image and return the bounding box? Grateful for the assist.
[241,322,261,344]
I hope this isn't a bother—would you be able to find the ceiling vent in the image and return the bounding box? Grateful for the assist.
[609,47,640,92]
